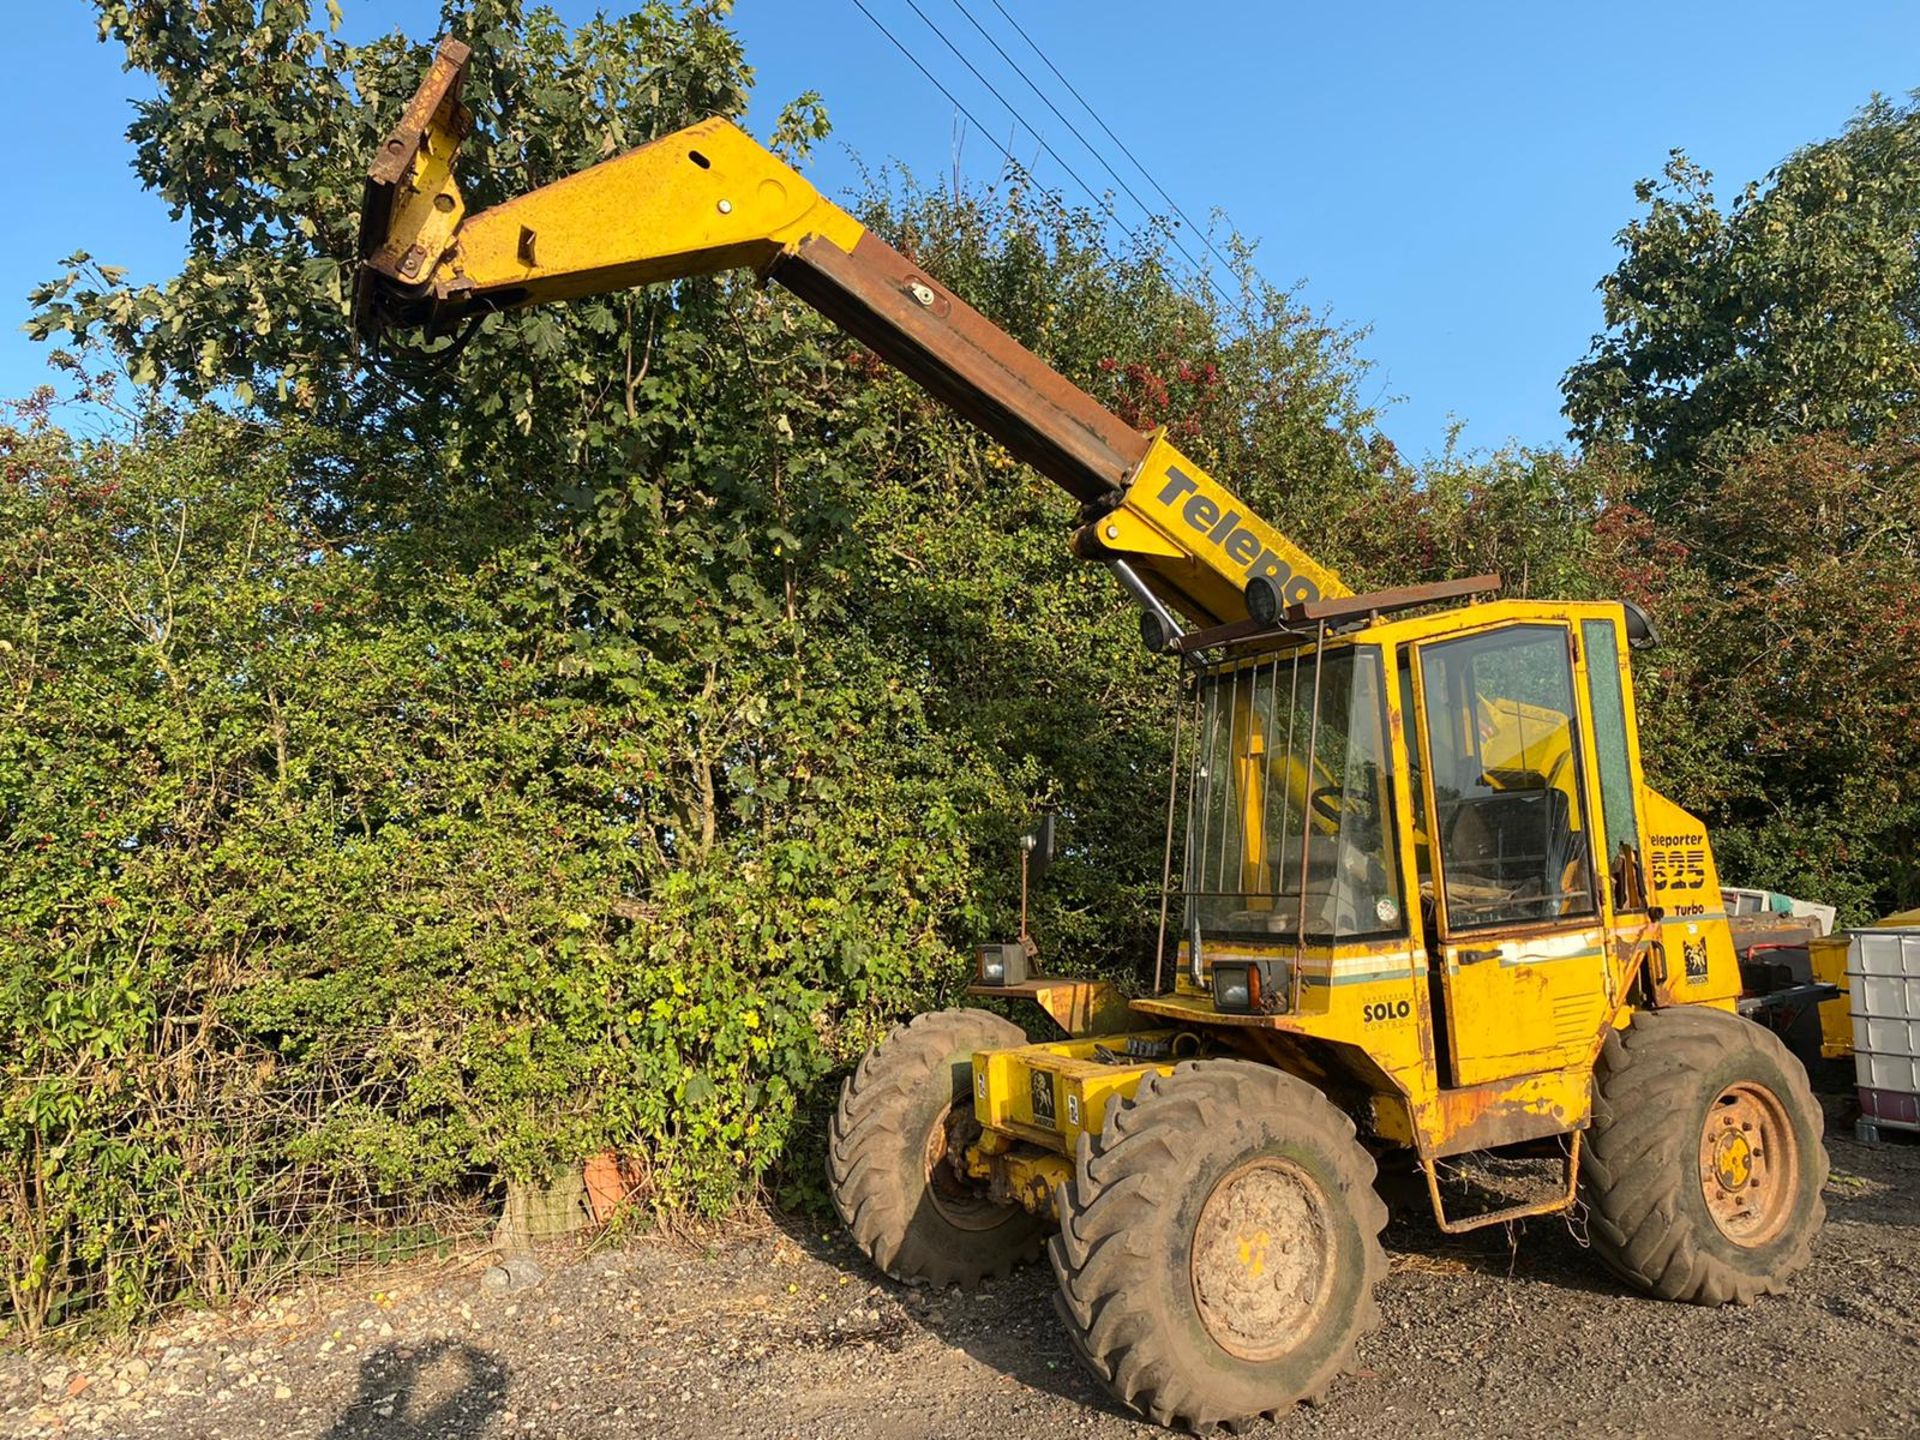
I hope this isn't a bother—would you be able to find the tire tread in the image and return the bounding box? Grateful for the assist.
[828,1008,1043,1289]
[1049,1060,1386,1430]
[1582,1006,1827,1307]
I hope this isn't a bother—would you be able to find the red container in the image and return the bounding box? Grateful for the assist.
[1858,1086,1920,1131]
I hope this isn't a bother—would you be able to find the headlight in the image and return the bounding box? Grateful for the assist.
[1211,960,1287,1014]
[974,944,1028,987]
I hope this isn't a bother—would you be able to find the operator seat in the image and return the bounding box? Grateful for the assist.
[1440,789,1577,921]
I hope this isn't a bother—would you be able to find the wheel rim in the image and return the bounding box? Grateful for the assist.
[1698,1080,1799,1247]
[1190,1157,1336,1362]
[923,1099,1017,1232]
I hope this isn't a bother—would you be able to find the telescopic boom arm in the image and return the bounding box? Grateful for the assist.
[355,38,1349,635]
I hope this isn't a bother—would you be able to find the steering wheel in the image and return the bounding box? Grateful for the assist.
[1310,785,1378,825]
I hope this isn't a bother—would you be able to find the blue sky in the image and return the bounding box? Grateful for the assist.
[3,2,1915,458]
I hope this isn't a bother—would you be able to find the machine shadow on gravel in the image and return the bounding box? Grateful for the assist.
[1382,1213,1631,1299]
[1373,1161,1633,1300]
[769,1209,1141,1421]
[320,1339,508,1440]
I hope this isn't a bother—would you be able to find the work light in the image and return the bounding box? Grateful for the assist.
[1210,960,1287,1014]
[1245,574,1284,628]
[976,943,1029,987]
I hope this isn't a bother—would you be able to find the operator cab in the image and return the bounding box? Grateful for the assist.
[1406,623,1596,926]
[1174,598,1652,1088]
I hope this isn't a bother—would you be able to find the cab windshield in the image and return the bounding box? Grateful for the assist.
[1185,645,1402,942]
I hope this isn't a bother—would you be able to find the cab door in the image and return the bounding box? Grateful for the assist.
[1412,622,1616,1087]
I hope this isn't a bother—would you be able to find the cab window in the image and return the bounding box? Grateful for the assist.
[1581,618,1646,911]
[1418,625,1596,929]
[1187,646,1404,941]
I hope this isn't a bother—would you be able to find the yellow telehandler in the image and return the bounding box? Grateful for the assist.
[355,41,1829,1431]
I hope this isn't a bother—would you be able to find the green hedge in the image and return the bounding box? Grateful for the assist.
[7,0,1914,1339]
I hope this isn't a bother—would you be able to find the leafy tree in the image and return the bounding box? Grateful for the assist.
[12,0,1917,1350]
[1627,429,1920,917]
[1561,96,1920,920]
[6,0,1395,1330]
[1564,95,1920,488]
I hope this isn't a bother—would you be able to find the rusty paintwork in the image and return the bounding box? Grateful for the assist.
[1295,574,1503,628]
[1166,575,1503,657]
[352,54,1339,628]
[354,37,473,336]
[1424,1072,1583,1157]
[774,235,1148,508]
[1698,1081,1797,1245]
[1422,1131,1584,1234]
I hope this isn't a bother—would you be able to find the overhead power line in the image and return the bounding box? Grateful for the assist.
[986,0,1246,288]
[944,0,1216,293]
[896,0,1208,295]
[846,0,1092,232]
[850,0,1223,310]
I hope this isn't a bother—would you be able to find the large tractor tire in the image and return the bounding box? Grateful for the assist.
[829,1008,1046,1288]
[1051,1060,1386,1431]
[1582,1005,1827,1305]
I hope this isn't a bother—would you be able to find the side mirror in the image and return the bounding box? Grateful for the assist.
[1621,599,1659,650]
[1023,813,1057,882]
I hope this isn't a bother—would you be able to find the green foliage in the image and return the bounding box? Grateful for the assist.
[1564,95,1920,488]
[13,0,1917,1347]
[6,0,1398,1332]
[1560,95,1920,917]
[1618,430,1920,918]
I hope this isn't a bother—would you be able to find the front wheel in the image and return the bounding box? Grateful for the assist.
[829,1008,1046,1288]
[1582,1005,1828,1305]
[1050,1060,1386,1431]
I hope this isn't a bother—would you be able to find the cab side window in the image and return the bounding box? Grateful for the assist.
[1581,618,1646,912]
[1419,625,1596,929]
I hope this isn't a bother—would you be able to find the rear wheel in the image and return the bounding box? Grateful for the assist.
[1050,1060,1386,1431]
[829,1008,1046,1288]
[1582,1005,1827,1305]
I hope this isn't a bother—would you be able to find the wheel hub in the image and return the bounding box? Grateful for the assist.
[1698,1081,1798,1247]
[924,1101,1013,1232]
[1190,1158,1335,1362]
[1711,1129,1755,1191]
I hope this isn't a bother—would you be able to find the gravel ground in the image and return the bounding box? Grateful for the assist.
[4,1088,1916,1440]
